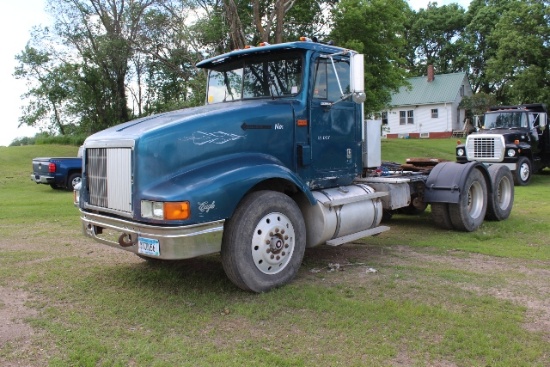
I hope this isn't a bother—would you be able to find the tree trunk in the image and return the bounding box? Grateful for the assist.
[223,0,246,49]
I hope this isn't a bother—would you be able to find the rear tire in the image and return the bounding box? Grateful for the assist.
[486,165,514,221]
[221,191,306,293]
[431,203,453,230]
[513,156,531,186]
[449,168,488,232]
[67,173,82,190]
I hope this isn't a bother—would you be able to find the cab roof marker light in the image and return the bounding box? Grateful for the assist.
[259,42,270,46]
[300,36,312,42]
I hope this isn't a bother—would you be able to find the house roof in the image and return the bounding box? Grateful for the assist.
[390,72,469,107]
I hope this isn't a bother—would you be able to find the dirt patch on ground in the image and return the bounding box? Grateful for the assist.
[304,243,550,340]
[1,236,549,365]
[0,287,36,345]
[0,286,46,367]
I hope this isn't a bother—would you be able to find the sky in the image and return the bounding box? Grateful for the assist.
[0,0,472,147]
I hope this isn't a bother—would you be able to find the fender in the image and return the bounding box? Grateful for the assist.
[138,153,316,225]
[424,161,491,204]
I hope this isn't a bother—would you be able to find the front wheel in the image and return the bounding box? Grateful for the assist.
[513,156,531,186]
[449,168,488,232]
[221,191,306,293]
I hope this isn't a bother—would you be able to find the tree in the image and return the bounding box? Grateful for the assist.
[330,0,409,114]
[405,2,467,76]
[51,0,157,127]
[461,0,512,95]
[459,92,497,118]
[14,45,72,134]
[133,1,209,114]
[486,0,550,104]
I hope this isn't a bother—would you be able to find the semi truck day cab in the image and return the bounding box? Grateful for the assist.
[456,104,549,186]
[75,39,514,292]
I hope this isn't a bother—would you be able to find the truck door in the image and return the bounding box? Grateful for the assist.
[308,54,360,187]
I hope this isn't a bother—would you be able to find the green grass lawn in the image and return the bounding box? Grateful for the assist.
[0,142,548,367]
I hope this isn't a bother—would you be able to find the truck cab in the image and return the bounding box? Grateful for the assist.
[456,104,549,185]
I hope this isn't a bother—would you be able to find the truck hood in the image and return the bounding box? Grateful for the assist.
[85,102,254,141]
[475,128,531,144]
[83,99,297,189]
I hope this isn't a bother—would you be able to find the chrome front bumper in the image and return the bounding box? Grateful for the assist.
[80,210,225,260]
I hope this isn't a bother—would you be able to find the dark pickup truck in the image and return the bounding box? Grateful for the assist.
[31,149,82,190]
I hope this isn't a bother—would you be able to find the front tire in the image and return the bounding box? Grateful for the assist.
[221,191,306,293]
[449,168,488,232]
[513,156,531,186]
[486,165,514,221]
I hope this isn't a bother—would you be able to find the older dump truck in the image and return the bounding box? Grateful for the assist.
[456,104,549,185]
[75,39,514,292]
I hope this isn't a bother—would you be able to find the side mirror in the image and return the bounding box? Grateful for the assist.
[474,115,482,129]
[350,53,366,104]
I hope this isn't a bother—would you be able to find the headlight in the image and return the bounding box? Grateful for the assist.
[507,149,516,157]
[141,200,190,220]
[457,148,464,157]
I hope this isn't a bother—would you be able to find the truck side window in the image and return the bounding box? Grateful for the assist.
[520,112,528,128]
[313,58,350,102]
[313,61,328,99]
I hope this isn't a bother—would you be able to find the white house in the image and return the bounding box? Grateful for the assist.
[382,66,473,138]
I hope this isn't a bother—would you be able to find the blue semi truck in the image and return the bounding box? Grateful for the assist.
[75,40,514,292]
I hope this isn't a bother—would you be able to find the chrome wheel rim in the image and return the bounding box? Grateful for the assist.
[251,212,295,275]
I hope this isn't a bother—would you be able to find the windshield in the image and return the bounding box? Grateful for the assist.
[483,112,528,129]
[206,53,302,104]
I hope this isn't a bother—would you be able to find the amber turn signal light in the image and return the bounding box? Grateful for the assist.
[164,202,190,220]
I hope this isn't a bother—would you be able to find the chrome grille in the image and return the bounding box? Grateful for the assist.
[473,138,495,158]
[86,148,132,214]
[465,135,505,162]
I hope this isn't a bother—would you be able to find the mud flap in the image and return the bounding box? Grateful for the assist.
[424,162,491,204]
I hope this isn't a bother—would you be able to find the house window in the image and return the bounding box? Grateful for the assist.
[399,110,414,125]
[382,111,388,125]
[431,108,438,118]
[460,85,465,97]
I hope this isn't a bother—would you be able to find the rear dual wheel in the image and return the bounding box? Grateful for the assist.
[449,169,487,232]
[431,203,453,230]
[431,168,488,232]
[221,191,306,293]
[486,165,514,221]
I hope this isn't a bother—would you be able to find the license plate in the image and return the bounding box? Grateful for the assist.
[138,237,160,256]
